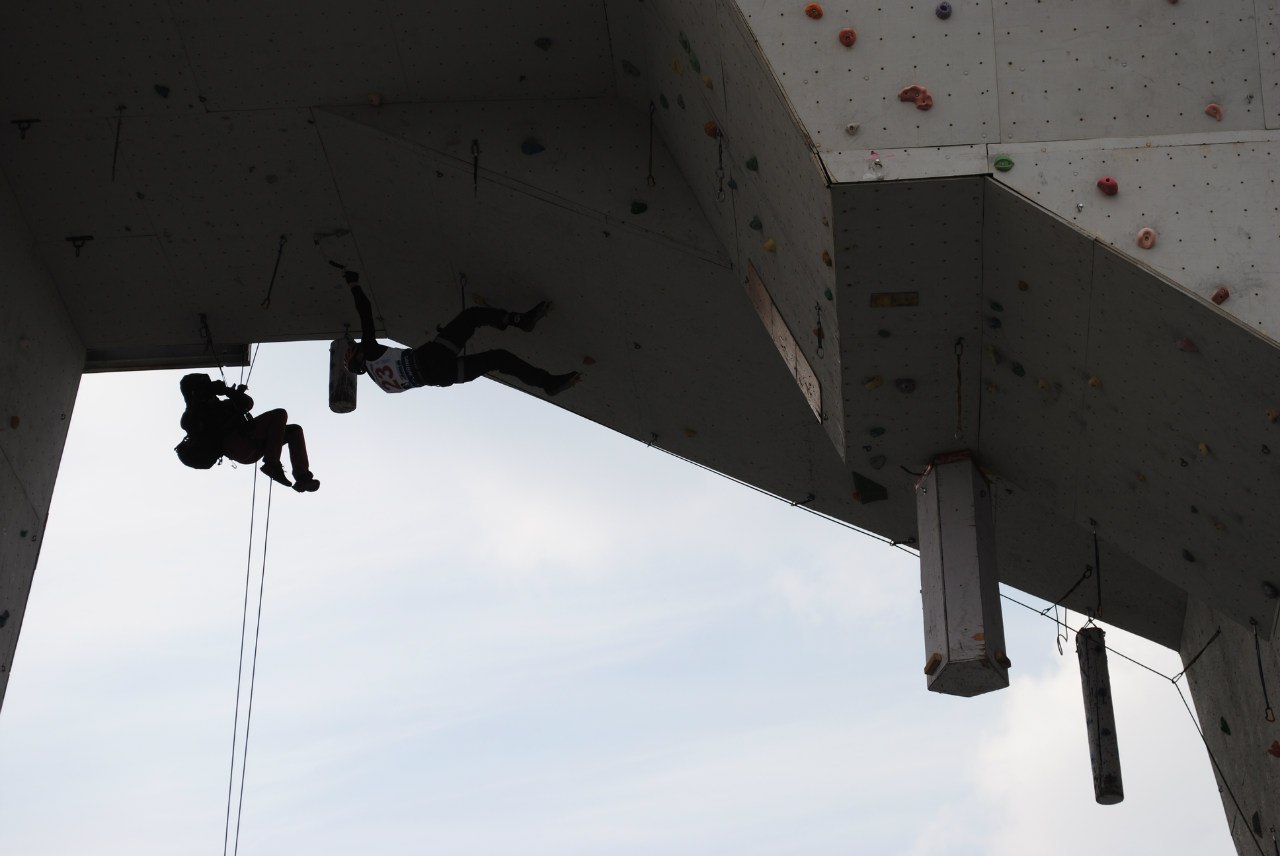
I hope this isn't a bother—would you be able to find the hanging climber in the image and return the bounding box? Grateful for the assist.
[174,373,320,492]
[341,270,580,396]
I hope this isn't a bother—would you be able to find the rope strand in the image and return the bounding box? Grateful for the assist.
[222,468,259,856]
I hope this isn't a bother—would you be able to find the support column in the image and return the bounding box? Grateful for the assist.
[0,178,84,714]
[1181,598,1280,856]
[915,451,1010,697]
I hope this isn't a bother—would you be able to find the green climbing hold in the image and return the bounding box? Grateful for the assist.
[620,59,641,77]
[689,53,701,74]
[1011,362,1025,377]
[993,156,1014,172]
[659,93,669,109]
[19,529,28,538]
[748,215,763,231]
[824,288,834,301]
[1219,717,1231,735]
[678,31,691,52]
[630,201,648,215]
[745,156,759,172]
[989,300,1003,312]
[869,426,886,438]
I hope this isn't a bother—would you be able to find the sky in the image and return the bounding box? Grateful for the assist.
[0,342,1232,855]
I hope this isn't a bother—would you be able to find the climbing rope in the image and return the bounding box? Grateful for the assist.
[199,313,229,385]
[646,101,657,188]
[259,234,288,310]
[1251,619,1276,723]
[222,472,276,856]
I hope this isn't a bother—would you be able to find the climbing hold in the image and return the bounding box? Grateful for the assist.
[745,155,759,171]
[824,288,834,300]
[821,250,833,267]
[748,215,763,231]
[1198,442,1211,457]
[534,36,553,51]
[689,53,702,74]
[630,201,648,215]
[621,60,641,77]
[878,329,891,338]
[678,32,691,52]
[704,120,720,138]
[1174,338,1198,353]
[521,138,545,155]
[1096,176,1118,195]
[989,300,1003,312]
[702,74,713,90]
[1267,408,1280,423]
[935,2,952,18]
[869,426,886,437]
[676,94,686,110]
[985,344,1003,365]
[762,238,778,253]
[894,378,917,393]
[1136,228,1157,249]
[1210,286,1229,305]
[1037,378,1051,392]
[1216,716,1231,735]
[838,28,857,47]
[672,58,683,75]
[582,355,596,366]
[864,375,884,390]
[898,85,934,110]
[845,122,861,136]
[986,382,999,394]
[727,177,738,190]
[804,3,824,19]
[1011,362,1025,377]
[18,529,27,538]
[986,316,1002,329]
[1136,472,1147,483]
[8,416,18,429]
[1264,581,1280,599]
[993,156,1014,172]
[869,455,887,470]
[367,92,383,107]
[1269,741,1280,758]
[684,428,698,439]
[1182,549,1196,562]
[1088,375,1103,389]
[1204,103,1223,122]
[154,84,170,98]
[1017,279,1030,291]
[659,93,669,109]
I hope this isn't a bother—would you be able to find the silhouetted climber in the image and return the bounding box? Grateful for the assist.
[342,270,580,396]
[174,373,320,492]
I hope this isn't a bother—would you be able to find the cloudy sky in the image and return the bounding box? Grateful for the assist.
[0,343,1229,855]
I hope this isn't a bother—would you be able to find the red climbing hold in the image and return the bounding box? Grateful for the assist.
[898,85,933,110]
[703,120,720,138]
[1211,286,1229,305]
[1174,338,1198,353]
[1136,227,1157,249]
[1096,176,1118,195]
[1267,408,1280,424]
[1204,103,1224,122]
[804,3,823,19]
[838,28,856,47]
[1269,741,1280,758]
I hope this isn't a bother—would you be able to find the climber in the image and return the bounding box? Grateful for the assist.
[341,270,580,396]
[174,373,320,492]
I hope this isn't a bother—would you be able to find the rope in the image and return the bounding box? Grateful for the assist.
[1002,591,1267,856]
[221,471,275,856]
[259,234,288,310]
[1251,619,1276,723]
[199,313,229,385]
[646,102,656,188]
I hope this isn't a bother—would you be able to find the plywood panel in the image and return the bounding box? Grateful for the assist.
[992,0,1263,142]
[990,138,1280,346]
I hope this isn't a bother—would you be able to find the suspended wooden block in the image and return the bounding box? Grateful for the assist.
[916,451,1010,697]
[329,338,357,414]
[1076,626,1124,804]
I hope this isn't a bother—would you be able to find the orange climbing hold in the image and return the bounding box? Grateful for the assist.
[1267,408,1280,423]
[1136,227,1157,249]
[838,28,856,47]
[898,84,933,110]
[804,3,823,19]
[1204,103,1223,122]
[703,120,720,138]
[1269,741,1280,758]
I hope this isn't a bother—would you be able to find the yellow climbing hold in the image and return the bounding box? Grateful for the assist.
[763,238,777,253]
[672,57,684,75]
[1088,375,1103,389]
[702,74,713,89]
[684,428,698,438]
[864,376,884,390]
[1198,442,1211,457]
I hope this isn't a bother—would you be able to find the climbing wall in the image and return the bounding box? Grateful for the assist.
[0,179,84,709]
[607,0,846,455]
[989,138,1280,344]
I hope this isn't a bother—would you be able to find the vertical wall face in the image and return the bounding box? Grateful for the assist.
[1181,599,1280,854]
[0,178,84,711]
